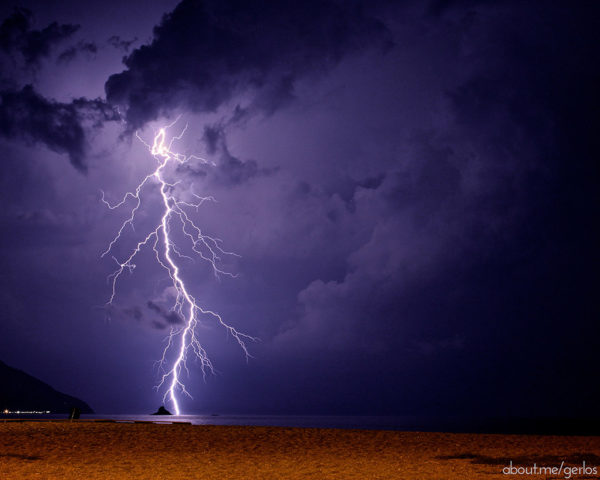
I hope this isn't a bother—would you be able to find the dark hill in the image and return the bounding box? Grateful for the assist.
[0,360,93,414]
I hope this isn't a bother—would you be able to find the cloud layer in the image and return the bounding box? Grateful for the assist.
[0,0,598,416]
[105,0,391,128]
[0,7,79,65]
[0,85,118,171]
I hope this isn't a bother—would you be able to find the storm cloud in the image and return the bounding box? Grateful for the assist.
[147,301,184,329]
[0,0,598,417]
[105,0,391,128]
[0,7,79,65]
[0,85,119,171]
[57,41,98,64]
[267,0,599,415]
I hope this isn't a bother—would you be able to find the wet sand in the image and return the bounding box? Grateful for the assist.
[1,421,599,479]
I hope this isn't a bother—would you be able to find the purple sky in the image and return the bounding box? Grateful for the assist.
[0,0,598,416]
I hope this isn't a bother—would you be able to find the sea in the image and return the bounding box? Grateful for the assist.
[2,413,598,435]
[1,413,431,431]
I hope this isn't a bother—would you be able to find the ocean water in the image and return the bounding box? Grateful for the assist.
[4,413,596,434]
[1,413,431,431]
[92,414,428,430]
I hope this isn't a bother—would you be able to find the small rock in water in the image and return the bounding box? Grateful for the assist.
[151,406,172,415]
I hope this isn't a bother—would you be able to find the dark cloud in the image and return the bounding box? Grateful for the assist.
[201,123,278,185]
[147,300,183,328]
[0,10,109,173]
[105,0,392,129]
[427,0,484,16]
[0,85,119,171]
[0,7,79,65]
[107,35,137,53]
[272,0,600,416]
[357,174,385,191]
[382,141,461,221]
[176,122,277,184]
[123,306,143,321]
[57,41,97,63]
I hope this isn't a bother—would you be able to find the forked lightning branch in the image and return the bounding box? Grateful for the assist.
[101,120,256,415]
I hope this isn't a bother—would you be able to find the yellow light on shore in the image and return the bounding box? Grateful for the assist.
[1,409,51,414]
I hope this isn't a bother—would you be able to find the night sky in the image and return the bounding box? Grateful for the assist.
[0,0,598,417]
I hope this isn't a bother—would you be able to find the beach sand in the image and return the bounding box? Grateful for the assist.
[1,421,599,479]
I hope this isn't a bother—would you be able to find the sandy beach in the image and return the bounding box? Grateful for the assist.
[1,421,599,479]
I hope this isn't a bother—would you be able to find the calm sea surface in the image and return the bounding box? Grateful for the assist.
[0,413,600,435]
[1,414,440,431]
[4,414,594,434]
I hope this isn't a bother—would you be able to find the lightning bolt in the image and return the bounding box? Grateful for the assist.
[102,119,256,415]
